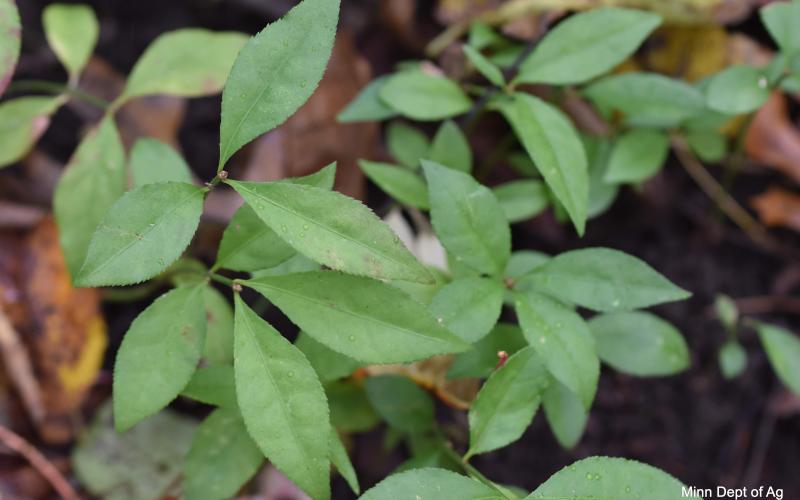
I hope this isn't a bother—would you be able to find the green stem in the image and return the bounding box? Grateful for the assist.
[208,272,234,287]
[7,79,110,110]
[439,443,517,499]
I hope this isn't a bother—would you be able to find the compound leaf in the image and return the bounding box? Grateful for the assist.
[233,295,330,500]
[113,285,206,431]
[219,0,339,168]
[228,180,433,283]
[244,271,469,364]
[77,182,205,287]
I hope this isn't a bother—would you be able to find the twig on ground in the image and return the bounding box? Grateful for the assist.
[0,424,80,500]
[0,306,45,427]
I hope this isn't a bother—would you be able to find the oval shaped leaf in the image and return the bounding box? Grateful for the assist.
[467,347,549,457]
[756,321,800,396]
[233,295,330,500]
[387,121,430,168]
[516,8,661,85]
[448,323,528,380]
[243,271,469,364]
[360,468,503,500]
[605,129,669,184]
[0,96,63,168]
[515,292,599,410]
[330,430,360,494]
[227,180,433,283]
[719,340,747,380]
[54,116,125,277]
[364,375,434,434]
[423,160,510,275]
[42,3,99,79]
[380,70,472,121]
[218,0,340,168]
[359,160,429,209]
[528,457,700,500]
[760,1,800,55]
[121,29,247,102]
[585,72,706,128]
[429,120,472,173]
[589,312,690,376]
[429,277,504,343]
[492,180,549,223]
[499,93,588,234]
[464,45,505,87]
[113,285,207,431]
[202,286,235,364]
[706,65,769,114]
[295,331,360,382]
[521,247,691,312]
[77,182,205,286]
[337,76,398,123]
[181,365,237,410]
[0,0,20,95]
[542,379,588,450]
[130,138,193,187]
[185,407,263,500]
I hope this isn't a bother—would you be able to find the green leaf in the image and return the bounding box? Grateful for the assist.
[428,120,472,172]
[499,93,588,234]
[448,323,528,379]
[521,247,691,312]
[585,72,706,128]
[686,127,727,163]
[588,312,690,376]
[515,292,599,409]
[760,0,800,55]
[42,4,98,80]
[387,121,430,168]
[755,321,800,396]
[505,251,550,280]
[423,160,511,275]
[233,295,330,500]
[330,431,360,494]
[218,0,340,168]
[492,180,549,223]
[202,286,235,364]
[296,331,361,382]
[543,379,587,449]
[129,138,193,187]
[113,285,207,431]
[715,295,739,332]
[359,160,430,209]
[467,347,549,457]
[76,182,205,287]
[0,96,63,168]
[227,180,433,283]
[719,340,747,380]
[0,0,20,96]
[365,375,434,434]
[327,381,380,433]
[605,129,669,184]
[360,468,504,500]
[338,76,398,122]
[706,65,770,114]
[181,365,237,410]
[516,8,661,85]
[121,29,247,102]
[429,277,504,342]
[244,271,468,364]
[584,136,619,218]
[463,45,505,87]
[526,456,700,500]
[213,163,336,273]
[380,70,472,121]
[54,116,125,278]
[185,408,263,500]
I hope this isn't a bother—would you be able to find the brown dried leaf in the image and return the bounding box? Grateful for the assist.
[745,92,800,184]
[750,187,800,233]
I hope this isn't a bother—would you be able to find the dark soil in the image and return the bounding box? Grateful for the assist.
[8,1,800,498]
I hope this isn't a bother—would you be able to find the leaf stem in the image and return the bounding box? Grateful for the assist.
[208,272,234,287]
[7,79,110,110]
[440,443,518,499]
